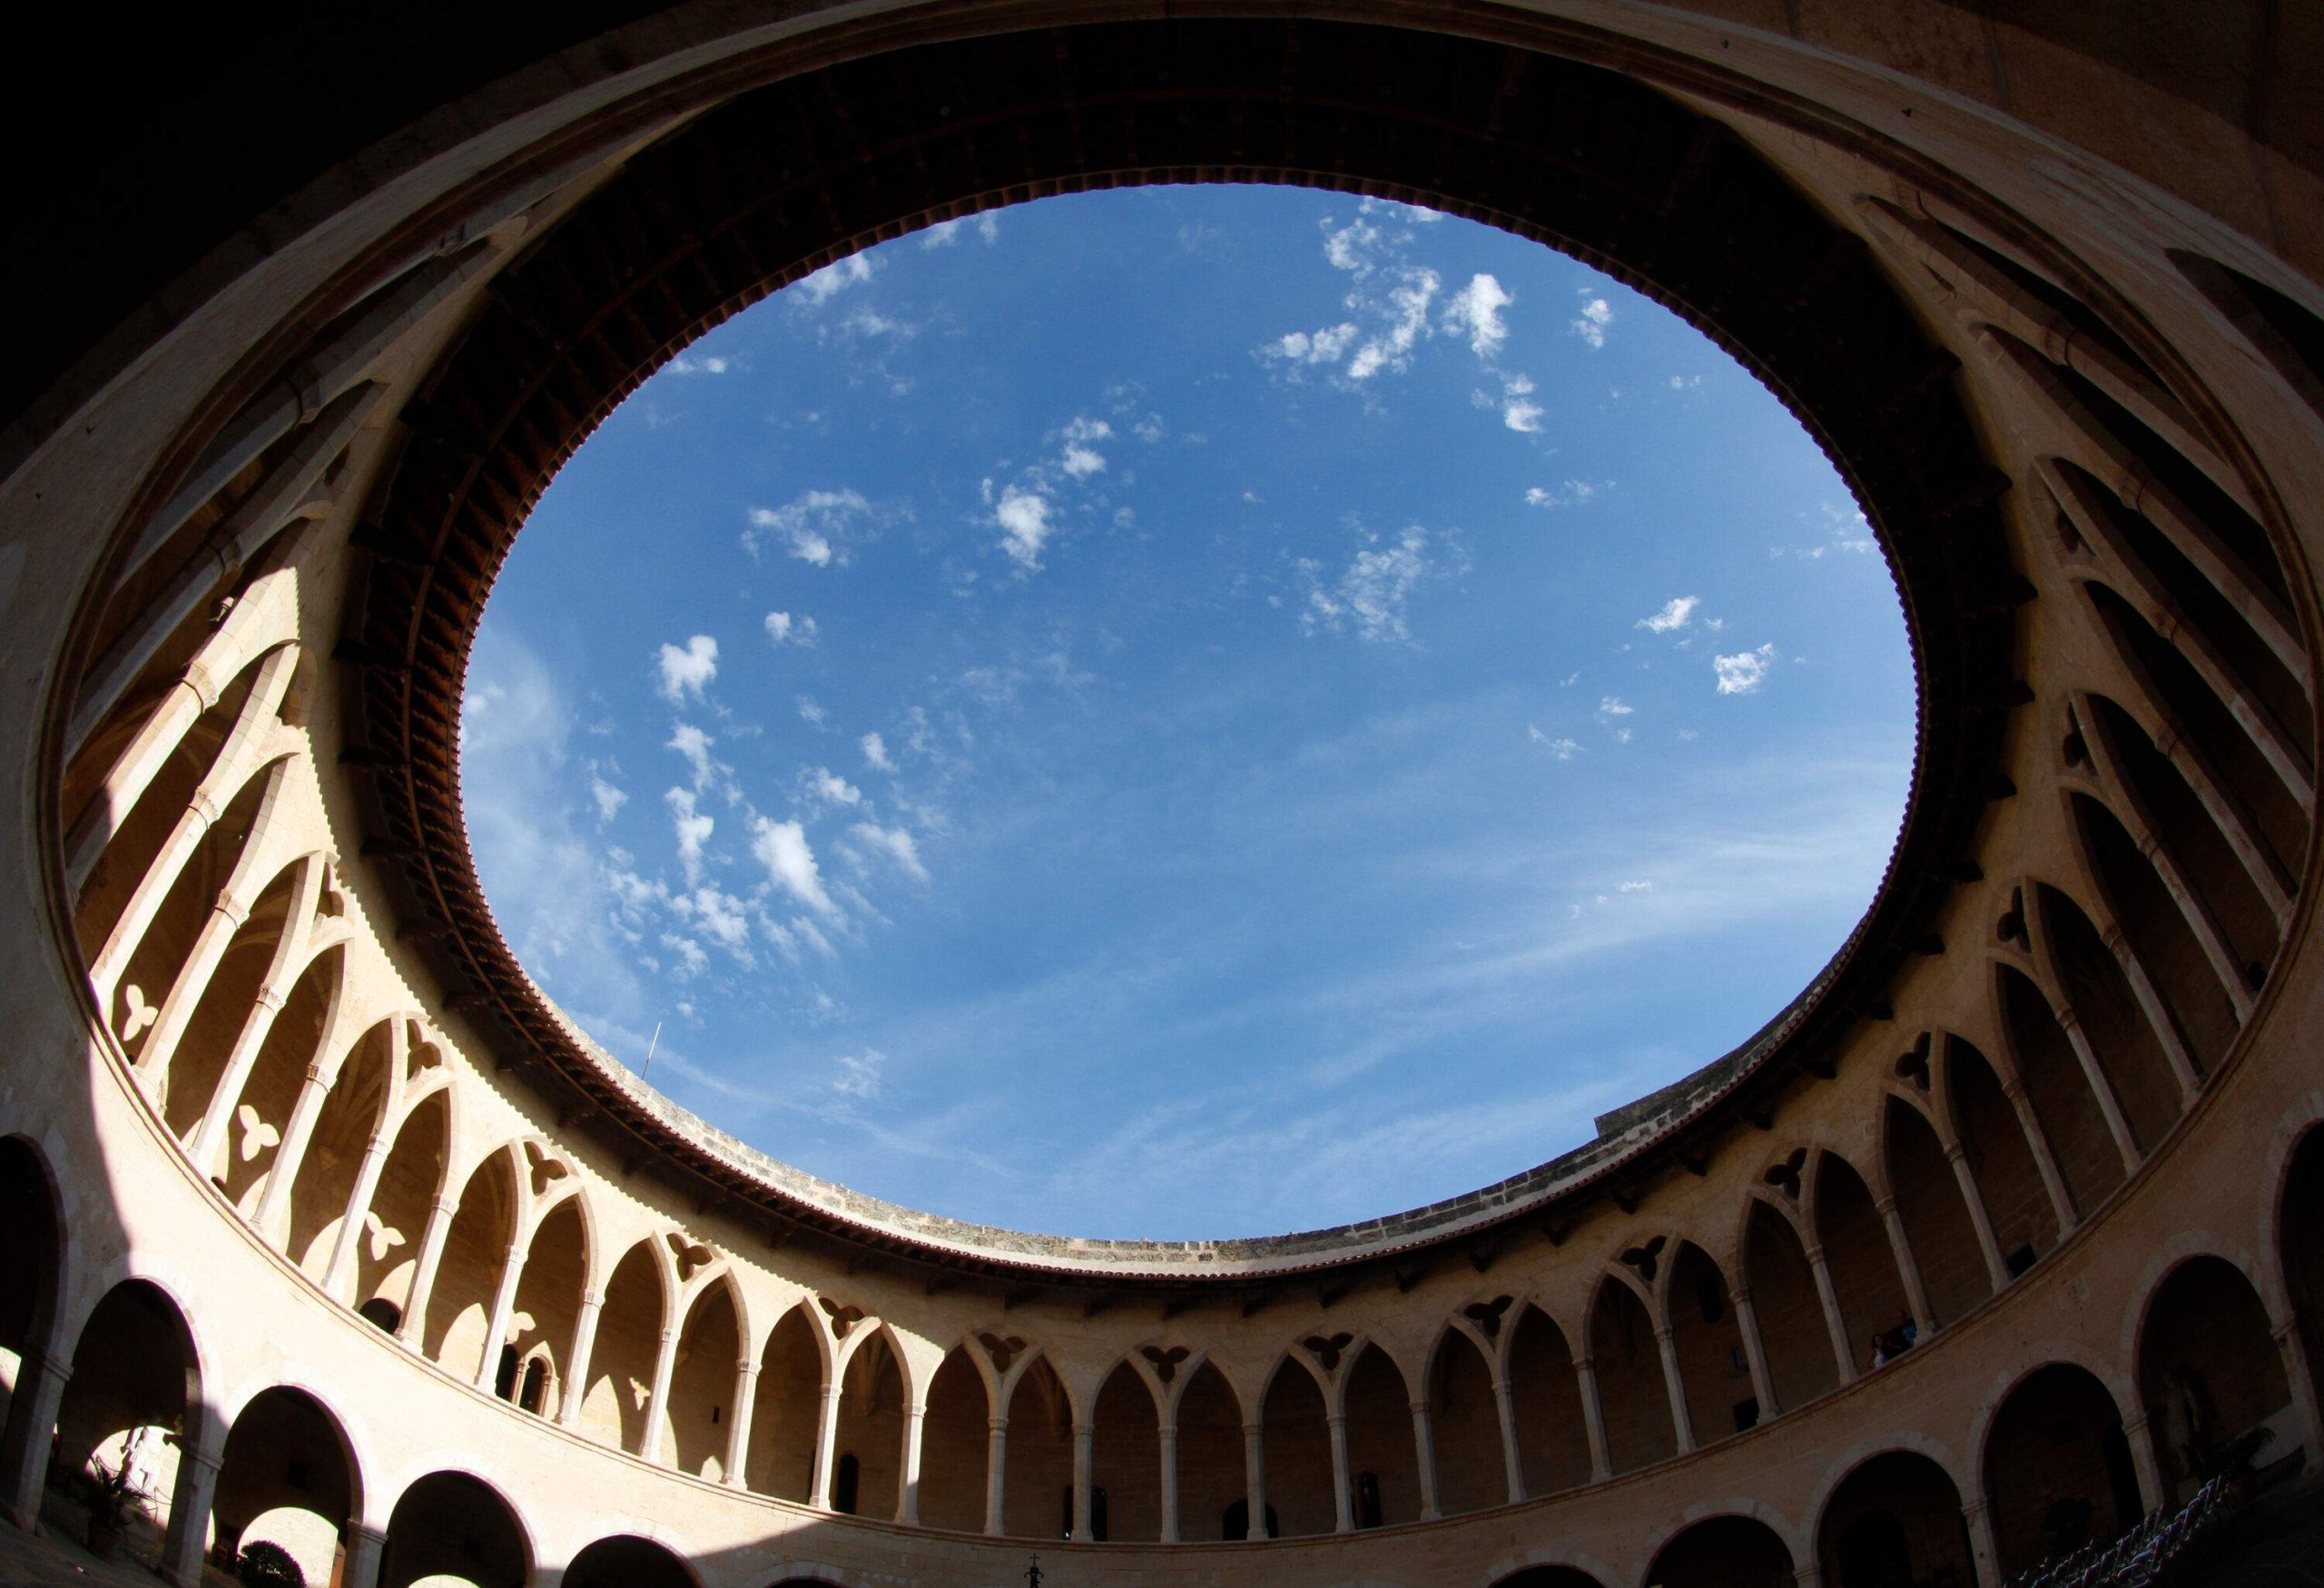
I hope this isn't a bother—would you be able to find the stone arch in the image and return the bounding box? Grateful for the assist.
[2274,1118,2324,1462]
[213,1385,363,1586]
[2031,881,2184,1155]
[2134,1254,2291,1496]
[504,1187,589,1418]
[379,1469,531,1588]
[1341,1342,1418,1527]
[214,935,347,1217]
[422,1145,519,1382]
[918,1341,990,1534]
[831,1323,904,1520]
[565,1532,701,1588]
[1505,1304,1590,1499]
[1259,1349,1335,1539]
[1880,1093,1991,1328]
[1587,1271,1674,1474]
[1174,1356,1246,1542]
[1660,1240,1751,1448]
[745,1299,825,1503]
[347,1082,450,1325]
[665,1270,745,1479]
[1812,1448,1974,1588]
[1808,1153,1914,1378]
[2067,788,2240,1071]
[997,1350,1072,1538]
[1944,1035,2057,1275]
[590,1236,674,1456]
[1994,959,2122,1219]
[0,1134,69,1528]
[1979,1362,2142,1578]
[1740,1193,1836,1411]
[1089,1354,1163,1541]
[1426,1322,1502,1515]
[281,1014,399,1276]
[55,1277,204,1479]
[1644,1513,1797,1588]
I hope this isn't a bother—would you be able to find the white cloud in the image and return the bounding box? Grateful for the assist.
[1529,727,1581,760]
[1598,696,1634,719]
[664,353,731,376]
[588,775,627,824]
[655,635,717,704]
[995,486,1055,570]
[1271,324,1359,365]
[806,766,862,807]
[666,722,717,789]
[672,885,754,961]
[660,934,709,976]
[751,816,838,918]
[1498,372,1543,433]
[665,786,714,881]
[1638,596,1700,634]
[1346,268,1440,380]
[1525,479,1611,508]
[763,610,817,647]
[1444,273,1513,359]
[795,253,873,303]
[1618,879,1655,893]
[1299,525,1452,646]
[830,1050,885,1100]
[1571,295,1613,349]
[743,488,876,567]
[851,821,929,882]
[1715,643,1779,695]
[860,731,896,773]
[1669,374,1702,390]
[796,695,829,728]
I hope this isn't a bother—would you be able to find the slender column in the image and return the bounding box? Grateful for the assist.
[160,1425,225,1588]
[643,1327,679,1463]
[984,1416,1009,1535]
[1326,1412,1354,1533]
[322,1128,393,1297]
[340,1524,389,1588]
[1651,1325,1696,1453]
[2122,1411,2168,1514]
[394,1195,458,1346]
[1963,1496,2004,1588]
[2053,1003,2142,1174]
[474,1244,528,1390]
[63,676,209,893]
[251,1060,332,1238]
[186,984,290,1172]
[810,1383,842,1509]
[1730,1287,1781,1417]
[1490,1376,1525,1504]
[2004,1075,2081,1232]
[1804,1244,1860,1384]
[559,1290,605,1425]
[1409,1398,1442,1520]
[88,804,223,1000]
[1945,1141,2014,1290]
[0,1349,71,1530]
[1240,1422,1266,1538]
[1157,1415,1180,1543]
[131,889,249,1080]
[1072,1421,1095,1539]
[724,1361,759,1486]
[2104,924,2202,1102]
[895,1402,925,1524]
[1571,1355,1612,1481]
[2274,1319,2324,1475]
[1875,1194,1937,1337]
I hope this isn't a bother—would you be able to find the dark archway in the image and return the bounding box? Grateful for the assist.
[2285,1126,2324,1472]
[1429,1327,1503,1514]
[1647,1514,1796,1588]
[1814,1157,1914,1377]
[1174,1361,1246,1541]
[213,1386,359,1585]
[1816,1450,1974,1588]
[831,1332,902,1522]
[1984,1364,2142,1578]
[1258,1358,1334,1539]
[1745,1198,1837,1410]
[1589,1277,1676,1474]
[1507,1306,1590,1497]
[1997,963,2123,1219]
[1001,1355,1075,1539]
[744,1303,821,1503]
[1341,1345,1419,1526]
[2137,1256,2291,1498]
[1089,1360,1160,1542]
[0,1137,66,1528]
[1946,1038,2058,1273]
[379,1471,528,1588]
[1665,1241,1752,1445]
[1884,1098,1991,1327]
[565,1533,696,1588]
[918,1345,989,1534]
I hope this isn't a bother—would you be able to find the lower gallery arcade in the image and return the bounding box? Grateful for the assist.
[2,3,2323,1587]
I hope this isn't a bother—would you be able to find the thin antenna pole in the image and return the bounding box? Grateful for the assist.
[642,1021,662,1082]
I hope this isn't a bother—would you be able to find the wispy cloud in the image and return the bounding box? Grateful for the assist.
[1297,524,1460,645]
[795,253,873,304]
[1525,479,1612,508]
[994,486,1054,570]
[763,611,817,647]
[850,822,930,882]
[1443,272,1513,359]
[861,732,897,773]
[743,488,880,567]
[1715,643,1778,695]
[752,816,839,919]
[1638,597,1700,634]
[1571,293,1613,349]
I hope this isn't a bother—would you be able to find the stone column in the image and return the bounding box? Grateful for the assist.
[1730,1287,1781,1417]
[2122,1410,2168,1514]
[1326,1412,1354,1533]
[2104,924,2201,1102]
[1651,1324,1696,1453]
[340,1524,389,1588]
[1875,1194,1937,1338]
[724,1361,758,1486]
[2274,1318,2324,1476]
[895,1403,925,1524]
[161,1426,225,1588]
[643,1327,679,1464]
[186,983,290,1172]
[1408,1398,1442,1520]
[393,1195,458,1348]
[1804,1244,1860,1384]
[2004,1075,2080,1234]
[321,1129,393,1299]
[1963,1495,2004,1588]
[810,1382,842,1509]
[1157,1415,1180,1543]
[2053,1003,2142,1174]
[474,1244,528,1391]
[559,1289,605,1426]
[1490,1376,1525,1504]
[251,1060,332,1237]
[1241,1421,1266,1538]
[1071,1420,1094,1539]
[1572,1355,1612,1482]
[1945,1141,2014,1291]
[0,1348,70,1531]
[984,1415,1009,1535]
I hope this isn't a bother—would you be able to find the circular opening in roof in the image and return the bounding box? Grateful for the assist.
[460,187,1915,1241]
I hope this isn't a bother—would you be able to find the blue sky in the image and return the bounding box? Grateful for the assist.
[460,186,1914,1240]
